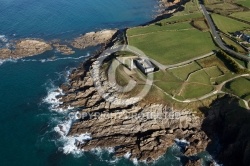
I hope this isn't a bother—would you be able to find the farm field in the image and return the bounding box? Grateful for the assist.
[236,0,250,8]
[224,77,250,99]
[169,62,201,80]
[127,24,216,65]
[230,11,250,22]
[211,14,250,34]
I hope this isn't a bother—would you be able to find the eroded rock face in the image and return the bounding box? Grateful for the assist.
[57,58,209,163]
[71,30,117,49]
[202,96,250,166]
[0,39,52,59]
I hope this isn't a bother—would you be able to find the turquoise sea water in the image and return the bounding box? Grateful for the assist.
[0,0,192,165]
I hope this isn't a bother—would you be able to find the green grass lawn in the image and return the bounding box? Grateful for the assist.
[127,24,217,65]
[181,84,214,99]
[174,0,200,16]
[205,66,224,78]
[224,77,250,99]
[221,34,248,54]
[196,55,230,73]
[214,72,235,84]
[127,22,193,37]
[230,11,250,22]
[236,0,250,8]
[211,14,250,34]
[154,70,183,95]
[192,20,209,31]
[158,13,203,24]
[187,70,212,85]
[169,62,202,80]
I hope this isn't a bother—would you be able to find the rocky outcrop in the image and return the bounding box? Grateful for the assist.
[202,96,250,166]
[57,57,210,164]
[53,43,75,55]
[0,39,52,59]
[71,30,118,49]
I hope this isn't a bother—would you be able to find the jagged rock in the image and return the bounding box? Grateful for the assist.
[0,39,52,59]
[57,56,209,163]
[71,29,117,49]
[53,43,75,55]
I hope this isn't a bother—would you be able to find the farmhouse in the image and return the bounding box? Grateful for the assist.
[234,31,243,38]
[134,58,155,74]
[234,31,250,43]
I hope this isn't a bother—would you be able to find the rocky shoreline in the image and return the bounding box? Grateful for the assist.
[54,55,213,165]
[55,55,250,165]
[71,29,118,49]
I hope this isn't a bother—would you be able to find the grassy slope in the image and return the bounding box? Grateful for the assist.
[181,84,214,99]
[211,14,250,34]
[236,0,250,8]
[127,22,193,36]
[220,34,247,54]
[154,70,183,95]
[170,62,202,80]
[230,11,250,22]
[128,26,216,65]
[205,66,223,78]
[224,77,250,99]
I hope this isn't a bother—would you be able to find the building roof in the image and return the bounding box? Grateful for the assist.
[136,58,154,69]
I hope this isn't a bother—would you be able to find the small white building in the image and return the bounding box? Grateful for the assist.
[134,58,155,74]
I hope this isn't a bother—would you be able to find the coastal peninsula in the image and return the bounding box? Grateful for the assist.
[54,0,250,165]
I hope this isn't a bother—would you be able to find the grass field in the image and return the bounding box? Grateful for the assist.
[158,13,203,24]
[214,72,235,84]
[154,70,183,95]
[230,11,250,22]
[224,77,250,99]
[236,0,250,8]
[127,24,217,65]
[170,62,201,80]
[187,70,211,84]
[192,20,209,31]
[221,34,248,54]
[196,55,230,73]
[127,22,193,37]
[205,66,224,78]
[206,2,244,15]
[174,0,200,16]
[211,14,250,33]
[181,84,214,99]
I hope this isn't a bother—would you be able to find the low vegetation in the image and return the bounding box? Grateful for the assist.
[127,23,217,65]
[220,34,248,54]
[170,62,201,80]
[230,11,250,22]
[217,50,248,74]
[224,77,250,99]
[236,0,250,8]
[211,14,250,34]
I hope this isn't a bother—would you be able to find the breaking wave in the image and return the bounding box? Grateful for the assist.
[0,53,90,66]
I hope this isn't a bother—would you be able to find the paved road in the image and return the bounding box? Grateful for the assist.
[200,4,250,62]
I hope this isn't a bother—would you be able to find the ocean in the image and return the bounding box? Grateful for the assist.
[0,0,199,165]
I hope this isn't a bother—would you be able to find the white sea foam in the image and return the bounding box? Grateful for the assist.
[39,54,90,63]
[124,152,131,159]
[132,158,139,165]
[43,88,64,111]
[54,119,92,156]
[174,138,190,148]
[0,35,8,43]
[0,58,18,66]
